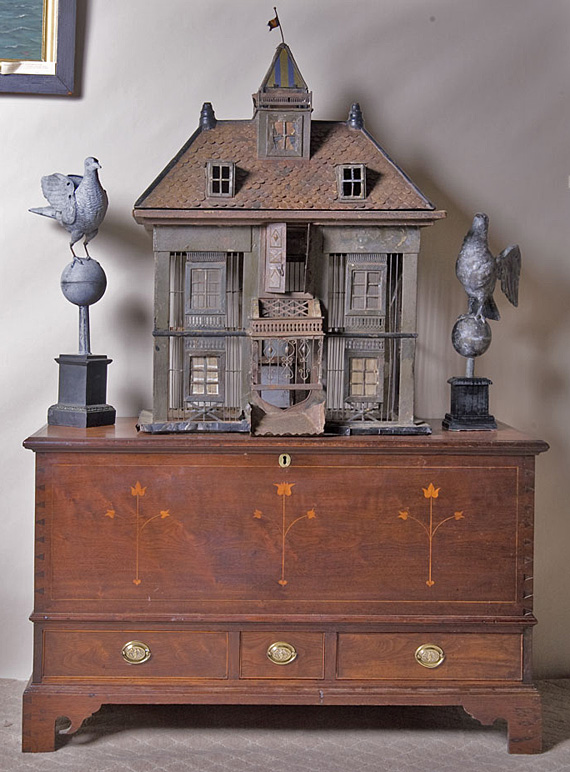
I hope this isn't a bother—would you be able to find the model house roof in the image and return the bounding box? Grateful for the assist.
[136,119,438,207]
[134,44,444,225]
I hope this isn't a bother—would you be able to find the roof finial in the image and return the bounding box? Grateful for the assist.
[348,103,364,130]
[268,7,285,44]
[200,102,217,130]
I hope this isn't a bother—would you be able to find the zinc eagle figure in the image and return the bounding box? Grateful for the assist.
[29,157,108,259]
[456,212,521,321]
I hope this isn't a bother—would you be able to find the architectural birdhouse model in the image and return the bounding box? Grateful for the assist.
[134,44,445,435]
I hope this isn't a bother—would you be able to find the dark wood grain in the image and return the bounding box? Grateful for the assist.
[240,632,324,679]
[42,630,229,681]
[336,633,522,681]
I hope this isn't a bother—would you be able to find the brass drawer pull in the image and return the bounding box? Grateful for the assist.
[415,644,445,669]
[121,640,151,665]
[267,641,298,665]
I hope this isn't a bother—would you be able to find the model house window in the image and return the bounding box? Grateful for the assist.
[265,114,303,158]
[272,119,299,152]
[190,356,220,396]
[349,357,380,399]
[337,164,366,200]
[350,269,382,311]
[206,161,235,197]
[190,267,223,311]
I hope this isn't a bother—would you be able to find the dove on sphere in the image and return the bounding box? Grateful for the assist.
[455,212,521,322]
[29,157,108,259]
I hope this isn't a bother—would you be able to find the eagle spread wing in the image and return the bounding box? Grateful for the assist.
[496,244,521,308]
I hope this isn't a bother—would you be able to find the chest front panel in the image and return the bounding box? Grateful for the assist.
[36,448,529,617]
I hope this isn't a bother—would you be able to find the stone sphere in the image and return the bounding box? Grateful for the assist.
[60,258,107,307]
[451,314,492,358]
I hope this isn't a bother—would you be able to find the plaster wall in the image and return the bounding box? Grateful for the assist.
[1,0,568,678]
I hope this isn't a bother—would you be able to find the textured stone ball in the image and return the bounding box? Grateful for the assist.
[451,314,492,358]
[60,258,107,306]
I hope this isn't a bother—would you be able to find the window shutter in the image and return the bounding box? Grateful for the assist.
[265,223,287,293]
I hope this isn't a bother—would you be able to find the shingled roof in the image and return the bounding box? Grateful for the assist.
[135,119,438,214]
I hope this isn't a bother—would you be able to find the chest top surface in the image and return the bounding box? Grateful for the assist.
[24,418,548,457]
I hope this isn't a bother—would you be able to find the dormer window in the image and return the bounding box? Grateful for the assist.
[206,161,235,197]
[337,164,366,200]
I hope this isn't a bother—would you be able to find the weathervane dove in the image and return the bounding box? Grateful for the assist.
[29,157,108,259]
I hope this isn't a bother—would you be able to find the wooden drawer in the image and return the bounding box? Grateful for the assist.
[337,633,522,681]
[240,632,325,679]
[42,630,228,680]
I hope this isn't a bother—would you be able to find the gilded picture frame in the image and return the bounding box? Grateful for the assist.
[0,0,76,95]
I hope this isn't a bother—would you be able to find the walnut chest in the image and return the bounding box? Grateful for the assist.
[22,420,548,753]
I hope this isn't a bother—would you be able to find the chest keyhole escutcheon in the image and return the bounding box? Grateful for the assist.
[278,453,291,468]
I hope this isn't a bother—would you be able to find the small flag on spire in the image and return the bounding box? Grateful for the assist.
[267,8,285,43]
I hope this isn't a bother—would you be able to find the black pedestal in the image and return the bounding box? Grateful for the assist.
[442,376,497,431]
[48,354,116,427]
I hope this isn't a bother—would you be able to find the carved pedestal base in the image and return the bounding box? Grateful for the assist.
[48,354,115,428]
[443,376,497,431]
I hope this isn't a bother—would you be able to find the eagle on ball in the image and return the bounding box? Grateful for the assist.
[452,213,521,361]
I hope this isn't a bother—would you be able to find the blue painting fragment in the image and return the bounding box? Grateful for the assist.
[0,0,45,61]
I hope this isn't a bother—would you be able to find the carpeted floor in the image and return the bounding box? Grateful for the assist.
[1,679,569,771]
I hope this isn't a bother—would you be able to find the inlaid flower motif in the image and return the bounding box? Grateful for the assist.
[131,481,147,497]
[398,484,466,588]
[254,482,317,586]
[422,483,440,499]
[105,483,173,586]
